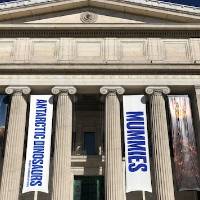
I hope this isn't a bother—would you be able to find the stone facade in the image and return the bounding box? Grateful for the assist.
[0,37,198,65]
[0,0,199,200]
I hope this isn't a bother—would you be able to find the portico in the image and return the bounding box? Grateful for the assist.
[0,0,199,199]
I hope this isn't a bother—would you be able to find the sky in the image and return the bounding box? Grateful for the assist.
[0,0,199,7]
[162,0,200,7]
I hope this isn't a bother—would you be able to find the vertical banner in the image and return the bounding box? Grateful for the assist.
[123,95,152,192]
[22,95,53,193]
[168,95,200,191]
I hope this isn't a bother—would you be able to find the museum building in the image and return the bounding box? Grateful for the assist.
[0,0,200,200]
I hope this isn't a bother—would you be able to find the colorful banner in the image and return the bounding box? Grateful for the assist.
[22,95,53,193]
[123,95,152,192]
[168,95,200,191]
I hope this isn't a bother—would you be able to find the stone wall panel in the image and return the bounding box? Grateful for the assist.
[0,38,198,65]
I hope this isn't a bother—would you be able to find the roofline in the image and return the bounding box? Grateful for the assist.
[0,0,199,13]
[125,0,200,13]
[0,0,199,23]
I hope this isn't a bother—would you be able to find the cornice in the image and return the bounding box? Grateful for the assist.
[0,0,56,10]
[125,0,200,14]
[0,0,199,14]
[0,0,199,22]
[1,64,200,72]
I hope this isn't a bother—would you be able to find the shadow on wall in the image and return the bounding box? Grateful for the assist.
[126,191,198,200]
[126,191,153,200]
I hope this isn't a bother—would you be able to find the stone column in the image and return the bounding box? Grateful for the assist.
[0,86,31,200]
[145,86,175,200]
[194,86,200,118]
[51,86,77,200]
[193,86,200,166]
[100,86,125,200]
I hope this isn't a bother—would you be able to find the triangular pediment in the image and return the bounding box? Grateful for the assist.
[8,7,176,24]
[0,0,200,23]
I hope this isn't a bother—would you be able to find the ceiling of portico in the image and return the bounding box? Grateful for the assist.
[0,0,200,23]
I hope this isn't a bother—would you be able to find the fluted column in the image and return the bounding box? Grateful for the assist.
[193,86,200,163]
[0,86,31,200]
[145,86,175,200]
[100,86,125,200]
[51,86,77,200]
[194,86,200,121]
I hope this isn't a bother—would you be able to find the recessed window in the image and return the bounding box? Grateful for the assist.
[84,132,96,155]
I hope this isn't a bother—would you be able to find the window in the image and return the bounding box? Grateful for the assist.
[84,132,96,155]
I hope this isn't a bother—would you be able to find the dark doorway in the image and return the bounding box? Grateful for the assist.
[74,176,104,200]
[84,132,96,155]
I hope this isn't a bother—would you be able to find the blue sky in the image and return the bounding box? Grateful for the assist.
[0,0,199,7]
[163,0,200,7]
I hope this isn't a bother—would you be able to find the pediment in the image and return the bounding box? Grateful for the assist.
[0,0,200,23]
[9,7,175,24]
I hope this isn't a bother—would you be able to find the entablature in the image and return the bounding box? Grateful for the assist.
[0,74,198,93]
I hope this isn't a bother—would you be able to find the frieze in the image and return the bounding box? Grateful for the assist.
[0,37,198,66]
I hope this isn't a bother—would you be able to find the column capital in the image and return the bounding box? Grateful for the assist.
[145,86,170,95]
[100,86,125,95]
[5,86,31,95]
[51,86,77,95]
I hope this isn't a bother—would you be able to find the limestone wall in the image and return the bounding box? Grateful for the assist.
[0,38,199,65]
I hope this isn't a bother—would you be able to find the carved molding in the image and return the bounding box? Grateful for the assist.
[5,86,31,94]
[100,86,125,95]
[80,12,98,23]
[145,86,170,95]
[0,30,200,38]
[51,86,77,95]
